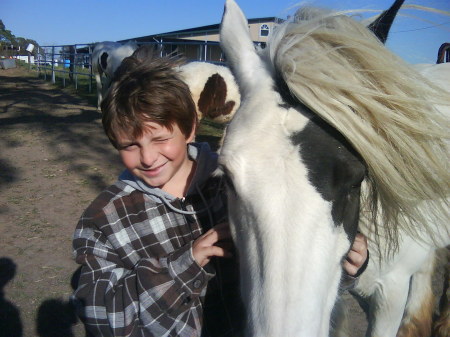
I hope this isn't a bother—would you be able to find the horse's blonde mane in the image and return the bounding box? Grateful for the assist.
[268,7,450,249]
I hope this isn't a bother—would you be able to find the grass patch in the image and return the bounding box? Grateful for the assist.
[22,62,98,107]
[196,118,226,151]
[7,196,24,205]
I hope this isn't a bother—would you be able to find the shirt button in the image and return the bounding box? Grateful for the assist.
[193,280,202,289]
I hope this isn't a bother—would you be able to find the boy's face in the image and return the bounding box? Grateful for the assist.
[116,122,195,194]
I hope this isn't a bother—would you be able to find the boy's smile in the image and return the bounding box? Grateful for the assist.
[141,162,168,177]
[117,121,195,197]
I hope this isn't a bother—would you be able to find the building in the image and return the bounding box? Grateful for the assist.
[119,17,282,63]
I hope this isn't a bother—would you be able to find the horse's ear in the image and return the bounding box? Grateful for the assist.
[367,0,404,44]
[220,0,272,96]
[220,0,255,68]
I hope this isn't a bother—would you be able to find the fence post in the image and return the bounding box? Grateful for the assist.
[43,48,47,80]
[51,46,55,83]
[74,45,78,90]
[89,44,93,93]
[198,44,202,61]
[37,47,39,72]
[69,45,75,83]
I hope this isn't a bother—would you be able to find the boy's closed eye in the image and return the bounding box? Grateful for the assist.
[118,143,138,150]
[154,137,171,143]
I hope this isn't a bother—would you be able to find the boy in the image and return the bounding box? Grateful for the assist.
[72,46,368,337]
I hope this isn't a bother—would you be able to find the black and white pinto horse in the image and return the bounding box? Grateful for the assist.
[218,0,449,336]
[92,40,240,121]
[92,41,138,110]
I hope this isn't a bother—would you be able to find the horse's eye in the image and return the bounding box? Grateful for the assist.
[351,171,366,189]
[218,165,237,194]
[224,174,236,194]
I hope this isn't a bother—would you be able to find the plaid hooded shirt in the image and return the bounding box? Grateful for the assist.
[72,143,245,337]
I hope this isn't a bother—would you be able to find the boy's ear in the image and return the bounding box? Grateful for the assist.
[186,124,196,143]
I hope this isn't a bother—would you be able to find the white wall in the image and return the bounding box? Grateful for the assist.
[15,55,35,63]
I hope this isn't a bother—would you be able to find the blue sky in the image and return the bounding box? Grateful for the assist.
[2,0,449,64]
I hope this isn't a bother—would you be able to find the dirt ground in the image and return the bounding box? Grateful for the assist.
[0,66,122,337]
[0,66,446,337]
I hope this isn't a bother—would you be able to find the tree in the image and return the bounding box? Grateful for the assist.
[0,19,17,45]
[15,37,39,55]
[0,19,39,56]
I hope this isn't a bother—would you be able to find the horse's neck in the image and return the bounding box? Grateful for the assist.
[413,63,450,118]
[359,182,449,252]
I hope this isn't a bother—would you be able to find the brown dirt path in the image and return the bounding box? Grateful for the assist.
[0,66,122,336]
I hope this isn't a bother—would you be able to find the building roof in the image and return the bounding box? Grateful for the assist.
[119,17,281,43]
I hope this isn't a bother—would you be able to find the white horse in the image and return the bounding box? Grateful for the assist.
[91,41,138,110]
[218,1,449,336]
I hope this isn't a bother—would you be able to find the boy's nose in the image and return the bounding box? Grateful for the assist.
[140,147,158,167]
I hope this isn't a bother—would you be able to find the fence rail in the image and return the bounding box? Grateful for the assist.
[30,41,225,95]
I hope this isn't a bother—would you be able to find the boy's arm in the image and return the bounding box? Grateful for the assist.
[73,215,214,336]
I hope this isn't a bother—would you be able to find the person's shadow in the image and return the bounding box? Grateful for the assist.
[36,298,78,337]
[35,266,86,337]
[0,257,23,337]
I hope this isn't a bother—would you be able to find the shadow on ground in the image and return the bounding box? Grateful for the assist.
[0,257,23,337]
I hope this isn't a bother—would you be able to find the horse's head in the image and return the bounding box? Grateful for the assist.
[218,1,366,335]
[106,42,138,78]
[219,0,449,335]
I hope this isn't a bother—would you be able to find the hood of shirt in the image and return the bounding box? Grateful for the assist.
[118,142,219,213]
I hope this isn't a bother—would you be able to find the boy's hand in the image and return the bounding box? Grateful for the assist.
[343,233,368,276]
[193,223,234,267]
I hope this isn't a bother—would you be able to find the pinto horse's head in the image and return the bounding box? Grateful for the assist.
[218,1,366,335]
[219,0,449,335]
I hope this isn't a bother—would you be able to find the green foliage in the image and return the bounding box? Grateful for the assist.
[0,19,40,56]
[0,19,16,44]
[16,37,40,55]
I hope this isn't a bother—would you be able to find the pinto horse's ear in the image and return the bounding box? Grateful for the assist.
[220,0,273,97]
[220,0,255,70]
[220,1,252,55]
[367,0,404,44]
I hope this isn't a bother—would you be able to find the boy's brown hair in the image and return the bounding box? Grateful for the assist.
[101,45,198,148]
